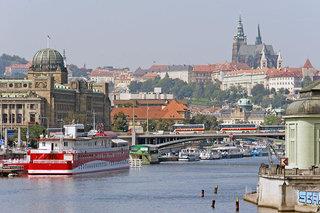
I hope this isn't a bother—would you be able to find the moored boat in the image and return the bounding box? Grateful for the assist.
[4,124,129,175]
[178,147,200,161]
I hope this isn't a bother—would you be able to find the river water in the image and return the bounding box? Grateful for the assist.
[0,157,280,213]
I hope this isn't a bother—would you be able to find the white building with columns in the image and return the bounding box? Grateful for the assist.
[267,68,302,94]
[221,69,267,95]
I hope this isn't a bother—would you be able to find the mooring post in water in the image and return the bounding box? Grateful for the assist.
[201,189,204,197]
[211,199,215,208]
[236,195,239,211]
[214,185,218,194]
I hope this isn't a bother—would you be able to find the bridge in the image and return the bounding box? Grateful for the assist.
[118,132,285,147]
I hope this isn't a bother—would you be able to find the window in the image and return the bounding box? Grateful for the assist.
[17,114,22,123]
[30,104,35,110]
[9,104,15,109]
[42,142,45,147]
[17,104,23,109]
[64,142,68,147]
[2,114,8,123]
[30,113,36,123]
[2,104,7,109]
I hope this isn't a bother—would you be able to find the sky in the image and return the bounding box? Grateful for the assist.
[0,0,319,70]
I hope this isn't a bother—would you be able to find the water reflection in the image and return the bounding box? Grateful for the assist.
[0,157,290,213]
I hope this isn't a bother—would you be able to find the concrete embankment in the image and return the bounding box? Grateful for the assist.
[243,192,258,204]
[243,191,320,212]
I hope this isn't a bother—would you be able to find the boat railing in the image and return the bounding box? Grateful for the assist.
[3,158,29,164]
[32,159,68,164]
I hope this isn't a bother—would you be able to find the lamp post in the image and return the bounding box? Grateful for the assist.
[56,118,64,134]
[39,116,49,131]
[146,102,149,134]
[132,101,136,145]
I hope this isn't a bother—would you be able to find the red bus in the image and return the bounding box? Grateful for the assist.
[172,124,205,134]
[219,123,257,133]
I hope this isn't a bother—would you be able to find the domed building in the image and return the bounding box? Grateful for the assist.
[237,98,253,111]
[246,81,320,212]
[28,48,68,84]
[0,48,111,133]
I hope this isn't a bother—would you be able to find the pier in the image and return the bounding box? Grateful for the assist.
[0,165,25,177]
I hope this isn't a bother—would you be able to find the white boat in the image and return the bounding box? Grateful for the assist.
[211,146,243,159]
[178,147,200,161]
[199,149,221,160]
[5,124,130,175]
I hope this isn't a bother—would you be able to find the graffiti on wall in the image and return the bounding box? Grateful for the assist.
[298,191,320,205]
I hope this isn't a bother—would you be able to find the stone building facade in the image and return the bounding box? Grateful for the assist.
[0,48,111,130]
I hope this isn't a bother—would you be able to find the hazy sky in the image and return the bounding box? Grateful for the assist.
[1,0,319,70]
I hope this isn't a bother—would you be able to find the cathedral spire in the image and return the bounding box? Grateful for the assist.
[277,51,283,69]
[255,24,262,45]
[260,44,268,68]
[234,15,247,43]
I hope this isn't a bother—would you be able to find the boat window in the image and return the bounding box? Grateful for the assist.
[64,142,68,147]
[55,143,57,147]
[42,142,45,147]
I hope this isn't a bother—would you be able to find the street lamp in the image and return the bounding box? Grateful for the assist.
[39,116,49,130]
[57,119,64,134]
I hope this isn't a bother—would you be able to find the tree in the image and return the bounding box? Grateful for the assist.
[128,81,142,93]
[271,93,287,108]
[112,112,128,132]
[0,54,28,76]
[226,85,247,104]
[64,112,87,125]
[264,115,282,125]
[193,82,205,98]
[141,120,157,132]
[156,76,175,93]
[19,124,46,148]
[251,84,269,105]
[155,119,174,131]
[190,114,218,130]
[302,76,313,88]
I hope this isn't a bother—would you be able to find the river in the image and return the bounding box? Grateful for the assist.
[0,157,281,213]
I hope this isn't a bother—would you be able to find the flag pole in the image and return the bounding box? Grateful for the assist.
[46,35,51,48]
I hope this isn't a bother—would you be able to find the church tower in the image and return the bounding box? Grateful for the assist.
[260,44,268,68]
[277,51,283,69]
[232,15,247,62]
[255,24,262,45]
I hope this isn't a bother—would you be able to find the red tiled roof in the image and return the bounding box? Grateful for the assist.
[193,65,217,73]
[90,69,112,77]
[149,65,168,72]
[111,100,188,121]
[142,72,159,79]
[8,63,31,69]
[192,62,250,73]
[303,59,314,69]
[267,68,302,78]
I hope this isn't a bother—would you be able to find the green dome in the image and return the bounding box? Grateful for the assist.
[237,98,252,106]
[31,48,64,71]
